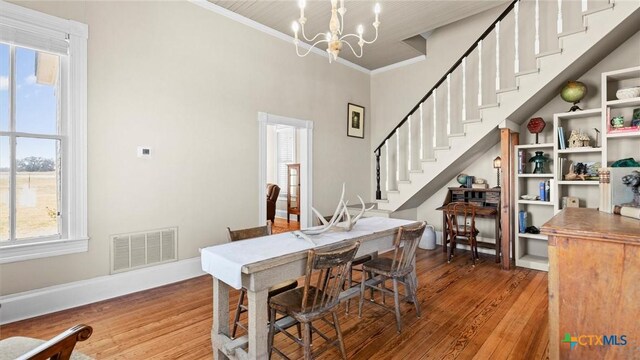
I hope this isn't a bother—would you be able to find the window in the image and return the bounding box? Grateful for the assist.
[276,125,296,195]
[0,2,88,263]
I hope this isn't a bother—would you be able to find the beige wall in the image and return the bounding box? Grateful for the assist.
[0,1,370,295]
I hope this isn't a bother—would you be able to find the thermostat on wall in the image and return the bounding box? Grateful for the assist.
[137,146,151,158]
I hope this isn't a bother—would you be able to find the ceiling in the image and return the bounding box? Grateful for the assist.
[210,1,509,70]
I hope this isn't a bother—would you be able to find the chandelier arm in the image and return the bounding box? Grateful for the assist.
[340,39,363,58]
[295,39,329,57]
[300,26,327,43]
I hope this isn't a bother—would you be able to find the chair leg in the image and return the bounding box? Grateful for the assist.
[268,306,277,359]
[232,289,246,339]
[296,323,302,340]
[302,322,312,360]
[332,312,347,359]
[358,269,367,318]
[407,274,421,318]
[345,266,353,314]
[392,278,402,333]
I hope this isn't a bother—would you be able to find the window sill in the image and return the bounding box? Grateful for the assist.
[0,237,89,264]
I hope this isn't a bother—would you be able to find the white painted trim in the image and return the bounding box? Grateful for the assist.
[258,113,313,229]
[370,55,426,75]
[0,238,88,264]
[499,119,520,133]
[188,0,369,74]
[0,1,88,263]
[0,0,88,38]
[0,257,204,325]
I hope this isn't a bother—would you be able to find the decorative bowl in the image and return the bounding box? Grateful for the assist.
[616,87,640,100]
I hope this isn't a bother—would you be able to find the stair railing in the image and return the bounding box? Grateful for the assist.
[374,0,521,200]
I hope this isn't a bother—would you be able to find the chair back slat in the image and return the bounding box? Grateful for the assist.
[301,241,360,313]
[227,221,272,242]
[391,222,427,273]
[445,202,477,239]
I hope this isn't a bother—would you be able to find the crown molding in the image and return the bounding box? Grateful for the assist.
[370,55,426,75]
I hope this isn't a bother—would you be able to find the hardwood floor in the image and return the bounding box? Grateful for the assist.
[0,247,549,359]
[272,217,300,234]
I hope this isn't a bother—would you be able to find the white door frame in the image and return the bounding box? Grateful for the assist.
[258,112,313,229]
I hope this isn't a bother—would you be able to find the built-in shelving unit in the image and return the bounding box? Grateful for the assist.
[514,66,640,272]
[514,142,554,272]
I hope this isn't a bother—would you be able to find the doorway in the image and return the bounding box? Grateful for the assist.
[258,112,313,229]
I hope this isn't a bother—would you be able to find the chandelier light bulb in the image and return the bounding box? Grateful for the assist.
[374,3,381,14]
[325,32,332,42]
[292,21,299,34]
[298,0,306,9]
[357,24,364,35]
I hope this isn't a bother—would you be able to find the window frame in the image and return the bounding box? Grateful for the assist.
[0,1,88,264]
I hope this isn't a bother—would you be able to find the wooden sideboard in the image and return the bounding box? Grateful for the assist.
[541,208,639,359]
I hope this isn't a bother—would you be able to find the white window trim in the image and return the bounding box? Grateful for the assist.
[0,1,88,264]
[275,125,296,197]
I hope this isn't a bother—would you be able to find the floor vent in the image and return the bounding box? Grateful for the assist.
[110,227,178,274]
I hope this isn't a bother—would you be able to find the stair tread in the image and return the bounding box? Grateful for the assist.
[462,118,482,124]
[409,170,424,173]
[536,49,562,58]
[434,146,450,150]
[516,69,539,77]
[496,86,519,94]
[478,103,500,110]
[558,27,587,38]
[421,158,437,162]
[583,4,614,16]
[448,133,465,137]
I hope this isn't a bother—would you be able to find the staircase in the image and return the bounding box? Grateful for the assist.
[373,0,640,213]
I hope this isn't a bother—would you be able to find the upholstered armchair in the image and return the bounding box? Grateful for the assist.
[266,183,280,224]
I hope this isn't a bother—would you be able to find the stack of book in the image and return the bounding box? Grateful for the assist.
[557,127,566,150]
[518,150,526,174]
[539,180,551,202]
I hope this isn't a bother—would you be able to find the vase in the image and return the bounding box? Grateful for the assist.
[528,151,547,174]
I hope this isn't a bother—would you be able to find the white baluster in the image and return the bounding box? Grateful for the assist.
[395,128,400,183]
[447,74,451,135]
[419,103,424,160]
[535,0,540,55]
[407,115,412,171]
[385,140,389,191]
[432,89,437,146]
[581,0,587,12]
[514,0,519,74]
[496,21,500,91]
[557,0,563,35]
[478,41,483,106]
[462,57,467,122]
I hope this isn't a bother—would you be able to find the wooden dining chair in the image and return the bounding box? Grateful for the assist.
[267,241,361,360]
[358,222,426,333]
[444,202,480,265]
[226,221,299,339]
[0,324,93,360]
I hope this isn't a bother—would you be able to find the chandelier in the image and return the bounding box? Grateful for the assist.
[291,0,380,62]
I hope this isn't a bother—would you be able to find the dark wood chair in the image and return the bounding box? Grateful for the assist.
[358,222,426,333]
[268,241,361,359]
[444,202,480,265]
[267,183,280,224]
[226,221,299,339]
[0,324,93,360]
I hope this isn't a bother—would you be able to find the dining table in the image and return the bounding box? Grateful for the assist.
[200,216,419,360]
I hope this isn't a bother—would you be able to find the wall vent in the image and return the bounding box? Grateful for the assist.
[110,227,178,274]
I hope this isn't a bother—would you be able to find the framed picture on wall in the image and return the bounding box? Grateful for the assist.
[347,103,365,139]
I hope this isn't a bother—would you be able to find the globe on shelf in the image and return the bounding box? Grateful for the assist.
[560,81,587,112]
[456,174,468,187]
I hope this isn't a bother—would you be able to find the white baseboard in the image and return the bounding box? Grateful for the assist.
[0,257,205,325]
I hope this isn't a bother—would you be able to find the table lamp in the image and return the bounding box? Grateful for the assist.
[493,156,502,188]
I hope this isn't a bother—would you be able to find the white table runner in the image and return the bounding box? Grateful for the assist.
[201,217,416,289]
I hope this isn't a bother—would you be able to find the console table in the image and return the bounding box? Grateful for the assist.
[542,208,639,359]
[436,187,501,263]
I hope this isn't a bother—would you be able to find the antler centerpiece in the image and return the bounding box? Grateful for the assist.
[294,183,374,242]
